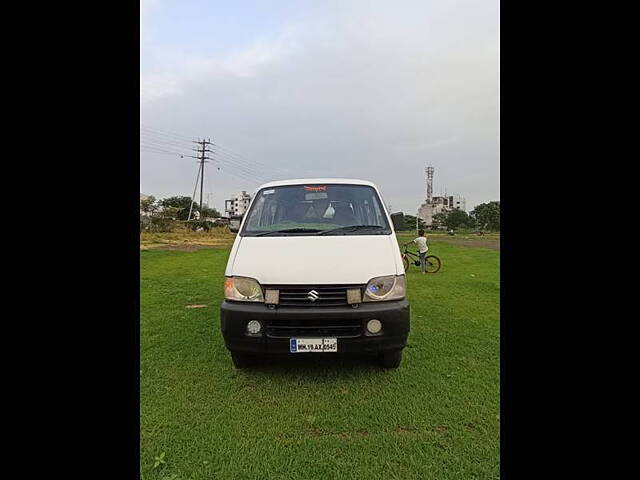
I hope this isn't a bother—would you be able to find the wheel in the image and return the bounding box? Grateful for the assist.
[230,351,255,368]
[402,255,410,272]
[425,255,441,273]
[379,350,403,369]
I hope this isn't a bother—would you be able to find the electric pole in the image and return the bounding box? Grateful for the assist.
[186,138,212,221]
[196,138,212,217]
[192,138,212,220]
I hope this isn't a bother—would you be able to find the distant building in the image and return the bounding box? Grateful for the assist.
[432,194,465,212]
[418,194,466,228]
[225,191,251,217]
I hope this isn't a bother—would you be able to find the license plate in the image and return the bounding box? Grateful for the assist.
[290,338,337,353]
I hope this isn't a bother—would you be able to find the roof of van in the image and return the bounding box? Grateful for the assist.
[256,178,377,190]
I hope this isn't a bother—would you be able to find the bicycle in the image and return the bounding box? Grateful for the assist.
[401,246,441,273]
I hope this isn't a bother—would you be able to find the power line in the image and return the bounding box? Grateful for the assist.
[209,147,283,182]
[140,127,192,143]
[140,131,193,148]
[207,153,267,183]
[141,133,268,183]
[211,160,262,184]
[215,166,264,186]
[141,125,284,204]
[140,125,193,142]
[141,124,285,173]
[211,148,273,175]
[211,157,272,185]
[210,152,269,183]
[212,143,290,176]
[140,148,184,157]
[140,139,187,151]
[140,142,188,156]
[141,123,288,176]
[140,144,186,156]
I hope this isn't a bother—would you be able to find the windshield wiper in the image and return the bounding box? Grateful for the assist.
[316,225,385,236]
[255,228,323,237]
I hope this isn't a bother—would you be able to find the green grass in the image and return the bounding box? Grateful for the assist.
[140,238,500,479]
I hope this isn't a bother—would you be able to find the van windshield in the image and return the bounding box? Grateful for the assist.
[240,184,392,236]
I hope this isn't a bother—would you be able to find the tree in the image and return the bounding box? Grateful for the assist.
[140,195,178,232]
[158,196,221,220]
[158,196,198,220]
[431,209,473,230]
[470,201,500,231]
[432,212,448,229]
[159,206,182,220]
[140,195,157,216]
[444,209,471,230]
[200,204,221,219]
[401,214,426,231]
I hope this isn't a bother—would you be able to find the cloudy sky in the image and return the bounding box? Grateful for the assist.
[140,0,499,214]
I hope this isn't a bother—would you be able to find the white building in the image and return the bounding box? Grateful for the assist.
[433,194,465,212]
[225,191,252,217]
[417,194,466,227]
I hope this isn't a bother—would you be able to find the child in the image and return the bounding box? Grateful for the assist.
[405,229,429,274]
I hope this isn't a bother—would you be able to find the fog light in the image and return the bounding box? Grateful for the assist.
[246,320,262,334]
[366,319,382,334]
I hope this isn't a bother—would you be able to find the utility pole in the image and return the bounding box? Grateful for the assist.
[186,138,212,221]
[196,138,212,217]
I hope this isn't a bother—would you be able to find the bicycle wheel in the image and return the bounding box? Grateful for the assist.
[402,255,410,272]
[425,255,441,273]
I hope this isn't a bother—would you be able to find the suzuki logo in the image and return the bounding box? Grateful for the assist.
[307,290,319,302]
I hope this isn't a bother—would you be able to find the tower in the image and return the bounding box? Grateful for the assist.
[425,166,434,203]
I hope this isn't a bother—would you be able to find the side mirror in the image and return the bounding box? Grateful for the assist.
[390,212,405,231]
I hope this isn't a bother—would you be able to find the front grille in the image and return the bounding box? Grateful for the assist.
[267,284,363,307]
[266,318,363,338]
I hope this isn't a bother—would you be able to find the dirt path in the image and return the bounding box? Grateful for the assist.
[140,233,236,252]
[141,243,230,252]
[141,233,500,252]
[432,236,500,250]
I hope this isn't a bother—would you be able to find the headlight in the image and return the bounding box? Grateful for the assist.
[363,275,406,302]
[224,276,264,302]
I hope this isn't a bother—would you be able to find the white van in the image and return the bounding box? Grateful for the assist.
[220,179,410,368]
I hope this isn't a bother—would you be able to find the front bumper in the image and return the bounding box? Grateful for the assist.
[220,299,410,354]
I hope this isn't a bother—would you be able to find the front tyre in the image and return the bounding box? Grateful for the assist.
[379,349,403,369]
[230,351,255,369]
[425,255,441,273]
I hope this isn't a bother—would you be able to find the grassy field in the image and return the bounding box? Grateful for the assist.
[140,236,500,479]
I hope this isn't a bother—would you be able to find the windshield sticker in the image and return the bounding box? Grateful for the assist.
[304,185,327,192]
[305,192,328,200]
[263,189,275,195]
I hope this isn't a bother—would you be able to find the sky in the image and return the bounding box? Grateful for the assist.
[140,0,499,214]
